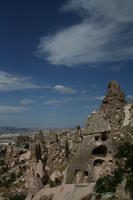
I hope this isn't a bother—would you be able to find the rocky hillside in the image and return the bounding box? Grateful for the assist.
[0,80,133,200]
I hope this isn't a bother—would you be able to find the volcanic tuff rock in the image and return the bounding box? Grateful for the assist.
[1,80,133,200]
[4,145,18,165]
[99,80,127,129]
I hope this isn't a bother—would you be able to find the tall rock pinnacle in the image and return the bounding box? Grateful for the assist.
[99,80,127,129]
[104,80,126,103]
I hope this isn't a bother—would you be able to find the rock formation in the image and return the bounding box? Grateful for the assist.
[1,80,133,200]
[99,80,127,129]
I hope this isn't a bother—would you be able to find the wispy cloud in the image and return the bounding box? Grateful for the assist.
[54,85,77,94]
[107,63,125,71]
[0,105,28,114]
[82,104,99,111]
[81,84,96,94]
[43,97,89,105]
[0,71,50,91]
[127,95,133,101]
[20,99,35,106]
[42,95,102,105]
[91,84,96,88]
[43,99,61,105]
[0,97,35,115]
[36,0,133,67]
[96,96,105,101]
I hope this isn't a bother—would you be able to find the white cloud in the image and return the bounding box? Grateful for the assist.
[20,99,35,106]
[81,90,90,95]
[127,95,133,101]
[107,63,125,71]
[43,96,95,105]
[83,104,99,111]
[0,71,49,91]
[61,0,133,23]
[81,84,96,94]
[0,97,34,115]
[43,99,61,105]
[91,84,96,88]
[36,0,133,66]
[0,105,28,114]
[96,96,105,101]
[54,85,77,94]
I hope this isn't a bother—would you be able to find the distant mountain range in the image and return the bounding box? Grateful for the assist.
[0,127,39,135]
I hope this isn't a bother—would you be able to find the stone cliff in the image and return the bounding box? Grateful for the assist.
[99,80,127,129]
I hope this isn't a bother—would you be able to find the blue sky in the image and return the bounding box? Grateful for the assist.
[0,0,133,128]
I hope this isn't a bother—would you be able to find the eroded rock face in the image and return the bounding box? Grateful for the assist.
[16,135,32,147]
[36,160,45,179]
[2,81,133,200]
[25,132,49,197]
[35,132,48,166]
[50,170,63,187]
[4,145,13,165]
[31,131,48,165]
[123,104,133,127]
[4,145,19,165]
[40,195,53,200]
[32,183,95,200]
[99,80,127,129]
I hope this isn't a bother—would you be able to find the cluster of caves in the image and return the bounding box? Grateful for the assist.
[66,111,115,184]
[95,132,108,142]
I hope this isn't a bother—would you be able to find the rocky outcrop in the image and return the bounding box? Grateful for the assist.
[122,104,133,127]
[4,145,13,165]
[31,131,48,165]
[4,145,18,165]
[46,142,68,175]
[32,183,95,200]
[19,151,31,162]
[45,131,58,145]
[50,170,63,187]
[16,135,32,147]
[25,170,44,200]
[2,80,133,200]
[25,132,49,199]
[99,80,127,129]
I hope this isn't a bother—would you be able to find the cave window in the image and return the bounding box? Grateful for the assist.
[55,177,61,186]
[35,143,42,162]
[101,132,108,141]
[36,173,40,178]
[93,159,104,166]
[75,169,82,175]
[95,136,99,141]
[92,145,107,157]
[84,171,88,176]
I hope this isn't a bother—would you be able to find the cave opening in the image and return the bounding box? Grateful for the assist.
[92,145,107,157]
[93,159,104,166]
[101,132,108,141]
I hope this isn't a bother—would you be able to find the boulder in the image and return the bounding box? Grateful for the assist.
[20,151,31,162]
[36,160,44,179]
[50,170,63,187]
